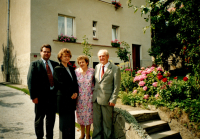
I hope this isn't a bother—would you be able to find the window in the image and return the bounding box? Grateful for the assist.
[58,15,74,36]
[93,21,97,38]
[112,25,119,40]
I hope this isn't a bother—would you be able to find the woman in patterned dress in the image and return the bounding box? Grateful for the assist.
[75,55,94,139]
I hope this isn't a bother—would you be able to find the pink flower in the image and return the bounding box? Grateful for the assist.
[146,69,152,74]
[152,82,158,87]
[142,74,148,79]
[137,70,142,74]
[168,81,172,85]
[139,81,145,86]
[155,94,159,99]
[132,90,137,94]
[134,76,139,82]
[150,67,155,70]
[157,67,163,72]
[143,86,147,91]
[141,67,145,70]
[139,76,144,81]
[143,94,149,99]
[142,71,148,75]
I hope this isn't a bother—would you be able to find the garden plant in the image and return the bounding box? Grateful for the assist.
[119,65,200,136]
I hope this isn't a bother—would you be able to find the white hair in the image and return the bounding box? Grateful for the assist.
[97,49,109,56]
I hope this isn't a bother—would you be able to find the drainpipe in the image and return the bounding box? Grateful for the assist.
[6,0,10,82]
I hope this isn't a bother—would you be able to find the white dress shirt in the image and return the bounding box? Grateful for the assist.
[99,62,110,80]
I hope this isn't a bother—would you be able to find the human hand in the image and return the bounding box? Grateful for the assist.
[71,93,78,99]
[32,98,38,104]
[108,102,115,107]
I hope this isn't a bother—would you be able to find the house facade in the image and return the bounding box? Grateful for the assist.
[0,0,151,85]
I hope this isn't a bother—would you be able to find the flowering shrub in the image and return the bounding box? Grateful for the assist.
[58,33,77,43]
[111,39,121,47]
[119,65,200,128]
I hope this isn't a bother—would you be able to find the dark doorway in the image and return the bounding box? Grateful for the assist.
[132,44,141,69]
[93,62,99,69]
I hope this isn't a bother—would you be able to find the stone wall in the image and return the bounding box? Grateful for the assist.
[148,105,199,139]
[113,111,148,139]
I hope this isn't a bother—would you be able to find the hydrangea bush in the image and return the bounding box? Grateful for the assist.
[119,65,200,130]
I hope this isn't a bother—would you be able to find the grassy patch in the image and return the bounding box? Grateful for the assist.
[5,84,30,95]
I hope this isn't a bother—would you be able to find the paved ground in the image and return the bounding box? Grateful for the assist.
[0,84,81,139]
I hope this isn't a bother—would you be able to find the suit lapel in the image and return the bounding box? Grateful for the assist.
[60,63,73,81]
[39,59,47,73]
[96,64,101,82]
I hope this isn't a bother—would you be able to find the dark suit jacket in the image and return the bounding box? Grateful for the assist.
[27,59,59,100]
[53,63,79,113]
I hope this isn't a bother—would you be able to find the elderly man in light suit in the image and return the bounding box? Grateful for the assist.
[92,49,121,139]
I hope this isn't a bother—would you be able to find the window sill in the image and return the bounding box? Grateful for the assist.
[53,39,121,48]
[93,38,98,40]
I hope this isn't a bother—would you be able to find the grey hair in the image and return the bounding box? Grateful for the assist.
[97,49,109,56]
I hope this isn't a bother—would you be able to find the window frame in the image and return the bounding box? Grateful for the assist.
[58,14,76,37]
[93,21,98,38]
[112,25,119,41]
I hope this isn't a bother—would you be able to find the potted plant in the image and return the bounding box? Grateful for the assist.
[70,36,77,43]
[111,39,121,47]
[58,34,77,43]
[114,1,122,10]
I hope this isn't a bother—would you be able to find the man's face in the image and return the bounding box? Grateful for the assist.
[98,51,109,65]
[40,47,51,60]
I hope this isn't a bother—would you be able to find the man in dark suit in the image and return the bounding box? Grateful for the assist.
[27,44,59,139]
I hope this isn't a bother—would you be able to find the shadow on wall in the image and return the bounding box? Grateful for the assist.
[2,39,21,84]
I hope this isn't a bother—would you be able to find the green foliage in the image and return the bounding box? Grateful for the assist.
[115,41,131,63]
[81,35,92,57]
[128,0,200,76]
[120,67,138,92]
[120,71,135,92]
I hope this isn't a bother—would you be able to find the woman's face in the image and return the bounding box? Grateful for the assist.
[61,53,71,64]
[78,59,88,69]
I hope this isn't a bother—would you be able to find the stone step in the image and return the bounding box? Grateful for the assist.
[139,120,170,134]
[149,130,181,139]
[129,110,160,122]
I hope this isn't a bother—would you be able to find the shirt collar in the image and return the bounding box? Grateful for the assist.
[41,58,49,64]
[101,61,110,68]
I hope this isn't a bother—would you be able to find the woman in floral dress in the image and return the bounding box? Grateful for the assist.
[75,55,94,139]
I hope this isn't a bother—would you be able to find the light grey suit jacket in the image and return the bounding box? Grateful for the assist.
[92,62,121,105]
